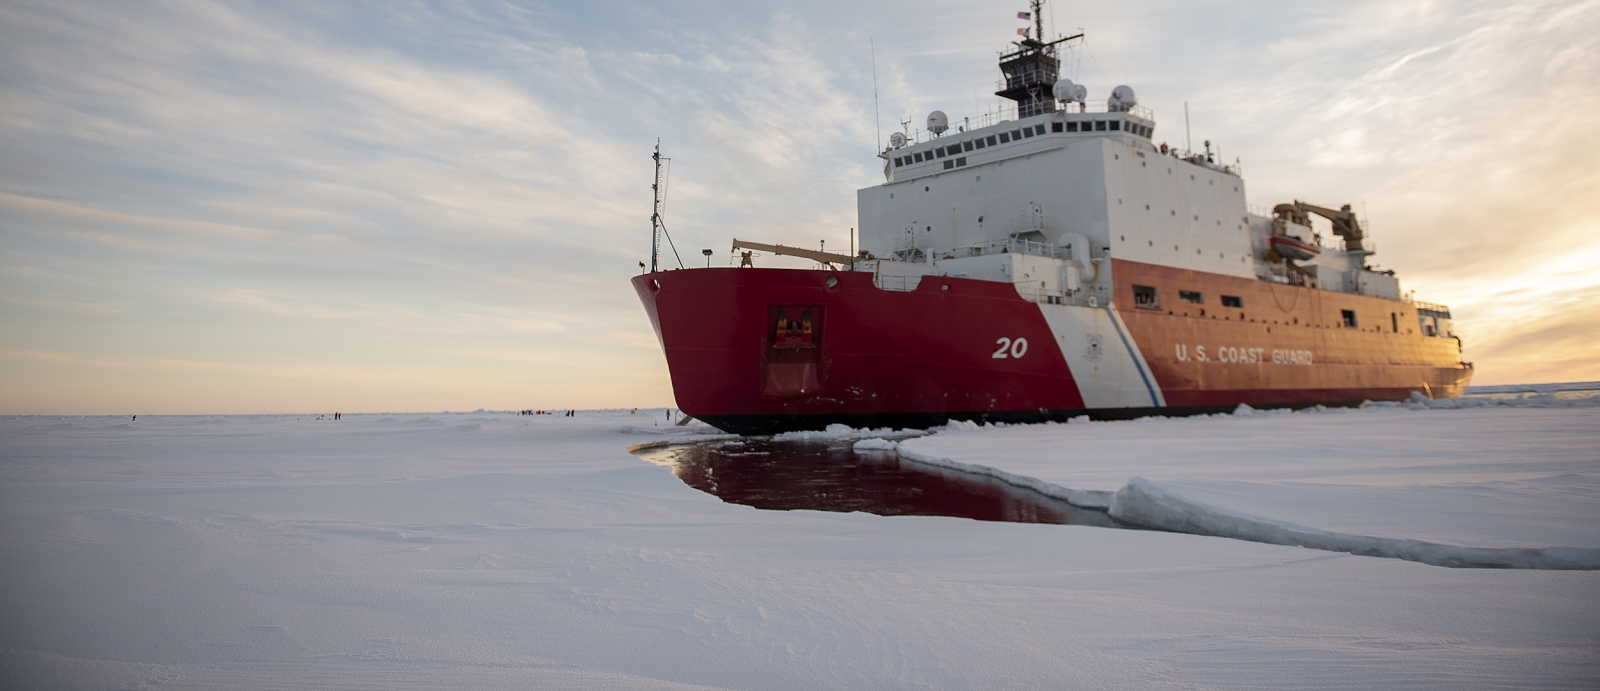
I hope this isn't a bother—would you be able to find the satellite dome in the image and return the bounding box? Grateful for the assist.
[889,132,907,149]
[1109,85,1138,112]
[1052,79,1086,104]
[927,110,949,135]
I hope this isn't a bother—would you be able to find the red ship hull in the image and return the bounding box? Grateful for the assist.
[633,260,1472,435]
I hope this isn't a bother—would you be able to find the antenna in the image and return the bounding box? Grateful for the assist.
[1033,0,1044,45]
[650,141,683,272]
[1184,101,1192,155]
[650,141,661,273]
[871,38,882,153]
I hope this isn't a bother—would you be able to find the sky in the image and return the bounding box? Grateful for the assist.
[1,0,1597,414]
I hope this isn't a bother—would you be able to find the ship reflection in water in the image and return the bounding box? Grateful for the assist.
[633,439,1126,528]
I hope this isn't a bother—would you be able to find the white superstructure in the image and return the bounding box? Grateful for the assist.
[854,94,1417,317]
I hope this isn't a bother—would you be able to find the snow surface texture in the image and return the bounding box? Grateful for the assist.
[895,398,1600,572]
[3,409,1599,689]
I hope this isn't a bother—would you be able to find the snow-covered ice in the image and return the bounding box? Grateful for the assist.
[3,408,1598,689]
[898,401,1600,567]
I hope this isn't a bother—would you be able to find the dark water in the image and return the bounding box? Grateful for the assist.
[634,438,1124,527]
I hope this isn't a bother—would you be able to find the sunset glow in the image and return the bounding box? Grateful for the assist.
[2,0,1596,413]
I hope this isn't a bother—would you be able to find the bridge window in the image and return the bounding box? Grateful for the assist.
[1133,285,1161,309]
[1095,121,1107,131]
[963,141,974,152]
[1035,124,1046,135]
[1221,295,1243,308]
[986,135,997,146]
[1052,122,1063,132]
[1179,290,1204,304]
[936,148,946,158]
[913,152,923,163]
[1110,121,1120,131]
[1023,127,1034,138]
[947,144,962,156]
[955,157,967,167]
[975,138,986,149]
[894,157,903,167]
[1011,129,1023,140]
[1341,310,1358,327]
[1067,122,1079,132]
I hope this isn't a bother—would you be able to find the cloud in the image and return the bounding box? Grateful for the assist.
[1,0,1596,412]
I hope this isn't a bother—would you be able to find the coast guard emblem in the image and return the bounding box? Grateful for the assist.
[1085,333,1104,362]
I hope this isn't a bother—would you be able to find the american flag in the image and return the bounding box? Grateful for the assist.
[1017,11,1031,19]
[1017,28,1027,35]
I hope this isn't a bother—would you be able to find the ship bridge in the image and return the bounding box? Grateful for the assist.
[886,103,1159,181]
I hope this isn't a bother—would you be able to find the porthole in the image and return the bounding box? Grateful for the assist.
[825,275,839,288]
[925,186,929,191]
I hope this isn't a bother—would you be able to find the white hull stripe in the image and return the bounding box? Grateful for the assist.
[1106,305,1166,407]
[1035,302,1166,409]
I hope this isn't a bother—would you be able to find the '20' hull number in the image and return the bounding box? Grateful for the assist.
[993,337,1029,359]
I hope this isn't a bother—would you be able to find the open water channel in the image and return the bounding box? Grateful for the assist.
[632,439,1127,528]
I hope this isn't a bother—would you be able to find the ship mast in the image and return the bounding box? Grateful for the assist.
[650,142,663,273]
[996,0,1082,118]
[649,141,683,272]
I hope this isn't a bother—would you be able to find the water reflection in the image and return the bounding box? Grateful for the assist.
[635,439,1124,527]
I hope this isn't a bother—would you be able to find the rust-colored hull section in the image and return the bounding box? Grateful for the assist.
[1110,259,1472,404]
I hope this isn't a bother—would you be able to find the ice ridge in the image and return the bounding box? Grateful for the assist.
[875,441,1600,570]
[1108,477,1600,570]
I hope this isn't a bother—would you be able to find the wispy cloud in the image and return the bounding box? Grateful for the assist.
[1,0,1595,412]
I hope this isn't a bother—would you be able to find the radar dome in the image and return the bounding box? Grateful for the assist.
[889,132,907,149]
[1109,85,1138,112]
[1052,79,1086,104]
[927,110,949,135]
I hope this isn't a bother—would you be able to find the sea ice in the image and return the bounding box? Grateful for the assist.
[2,408,1597,689]
[900,403,1600,562]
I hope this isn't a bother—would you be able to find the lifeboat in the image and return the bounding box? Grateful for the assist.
[1270,235,1321,261]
